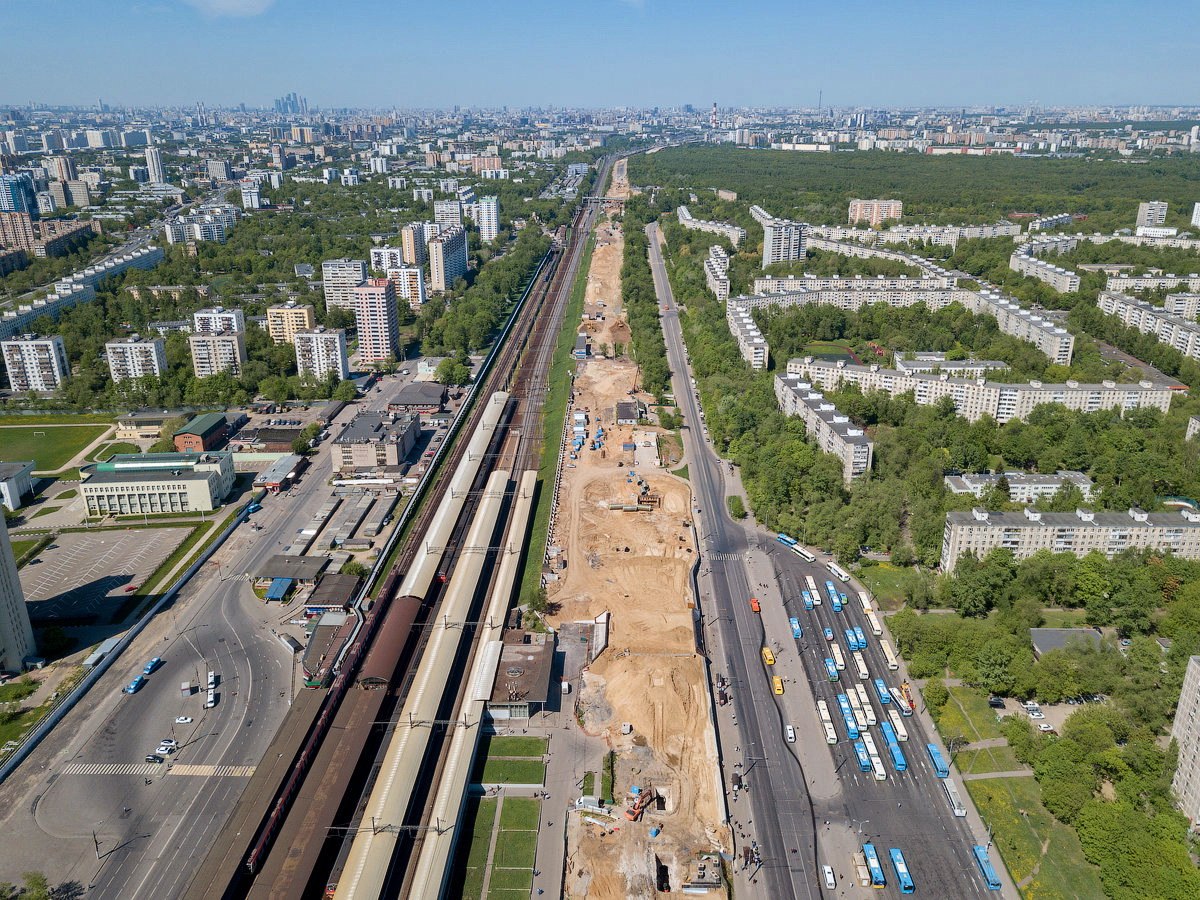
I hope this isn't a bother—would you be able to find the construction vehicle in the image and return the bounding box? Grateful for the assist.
[625,784,656,822]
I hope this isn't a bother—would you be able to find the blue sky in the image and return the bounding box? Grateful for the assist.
[2,0,1197,108]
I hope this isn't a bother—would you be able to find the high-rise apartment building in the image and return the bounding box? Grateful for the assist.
[434,199,463,229]
[145,147,165,184]
[105,334,166,382]
[774,374,874,484]
[1136,201,1168,228]
[189,331,247,378]
[1172,655,1200,826]
[193,306,245,334]
[401,221,435,266]
[1192,203,1200,228]
[428,226,468,292]
[46,156,77,183]
[751,205,808,268]
[468,196,500,243]
[1,334,69,391]
[266,301,316,344]
[385,265,427,309]
[321,258,368,310]
[206,159,233,181]
[369,246,406,272]
[48,180,91,209]
[353,278,399,366]
[294,326,349,381]
[848,199,903,226]
[0,174,35,214]
[240,179,261,210]
[0,523,35,672]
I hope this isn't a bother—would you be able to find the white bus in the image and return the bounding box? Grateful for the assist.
[888,708,909,741]
[831,642,846,671]
[846,688,868,730]
[880,639,900,671]
[858,591,873,614]
[817,699,838,744]
[792,544,817,563]
[943,778,968,817]
[861,732,888,781]
[805,574,821,604]
[854,683,878,726]
[852,650,870,681]
[828,562,851,582]
[865,609,884,637]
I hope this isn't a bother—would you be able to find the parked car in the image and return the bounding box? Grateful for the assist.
[125,675,146,694]
[987,696,1006,709]
[141,657,162,676]
[1028,710,1046,720]
[1038,724,1056,733]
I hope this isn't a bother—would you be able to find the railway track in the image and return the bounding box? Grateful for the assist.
[193,156,615,900]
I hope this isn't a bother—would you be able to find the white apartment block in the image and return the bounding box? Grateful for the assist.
[1097,292,1200,361]
[189,331,246,378]
[1136,201,1169,228]
[751,205,807,268]
[369,246,406,272]
[893,353,1010,378]
[145,146,165,184]
[240,179,261,210]
[1136,226,1178,239]
[321,258,368,311]
[413,188,434,203]
[193,306,244,334]
[727,306,767,370]
[704,246,730,303]
[265,301,316,345]
[468,196,500,243]
[1188,416,1200,442]
[434,199,463,228]
[753,274,955,293]
[676,205,746,248]
[944,470,1095,503]
[732,286,964,313]
[941,505,1200,573]
[163,206,239,244]
[294,326,349,381]
[1192,203,1200,228]
[353,278,398,366]
[786,357,1173,424]
[1009,246,1081,293]
[385,265,427,309]
[401,221,436,266]
[774,374,873,484]
[1171,655,1200,827]
[805,236,948,277]
[1028,213,1073,232]
[428,226,468,293]
[848,198,903,226]
[810,222,1020,249]
[1106,273,1200,294]
[387,176,408,190]
[105,335,166,382]
[0,523,35,672]
[1,334,69,392]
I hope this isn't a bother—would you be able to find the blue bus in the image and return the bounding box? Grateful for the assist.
[789,617,803,640]
[777,533,798,547]
[889,848,915,893]
[825,580,839,606]
[874,678,892,705]
[927,743,950,778]
[802,590,815,611]
[972,845,1002,891]
[845,628,860,650]
[852,740,872,772]
[862,843,886,888]
[881,722,907,772]
[837,693,860,739]
[854,626,867,649]
[824,658,840,683]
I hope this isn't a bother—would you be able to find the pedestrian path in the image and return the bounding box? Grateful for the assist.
[961,769,1034,781]
[60,761,256,777]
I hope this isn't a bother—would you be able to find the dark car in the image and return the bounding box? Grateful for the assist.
[987,696,1006,709]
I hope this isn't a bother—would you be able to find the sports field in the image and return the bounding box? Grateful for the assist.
[0,424,109,472]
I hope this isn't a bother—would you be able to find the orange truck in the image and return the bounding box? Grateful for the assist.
[749,597,761,613]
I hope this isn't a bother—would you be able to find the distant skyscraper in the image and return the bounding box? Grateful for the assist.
[1136,201,1168,228]
[711,102,718,129]
[145,147,165,184]
[353,279,399,366]
[0,522,35,672]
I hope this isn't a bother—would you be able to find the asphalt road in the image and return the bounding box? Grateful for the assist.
[647,223,821,900]
[0,405,367,897]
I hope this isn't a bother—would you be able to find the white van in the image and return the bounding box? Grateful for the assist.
[785,725,796,743]
[822,865,836,889]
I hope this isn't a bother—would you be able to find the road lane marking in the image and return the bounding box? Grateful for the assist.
[60,762,256,777]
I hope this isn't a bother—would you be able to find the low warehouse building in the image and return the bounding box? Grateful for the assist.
[80,451,235,516]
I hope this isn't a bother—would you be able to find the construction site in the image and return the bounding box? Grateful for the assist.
[544,193,729,897]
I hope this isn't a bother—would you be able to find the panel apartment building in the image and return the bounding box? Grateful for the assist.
[848,198,903,226]
[1097,291,1200,362]
[321,258,368,311]
[727,305,767,370]
[266,301,316,344]
[750,204,807,268]
[676,206,746,248]
[189,331,247,378]
[1171,655,1200,827]
[353,278,398,366]
[1,334,69,391]
[774,373,873,484]
[294,326,349,381]
[786,357,1173,424]
[941,505,1200,573]
[704,246,730,303]
[193,306,245,334]
[428,226,468,293]
[105,335,167,382]
[0,523,35,672]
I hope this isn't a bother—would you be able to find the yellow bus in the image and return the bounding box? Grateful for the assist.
[761,647,776,666]
[772,676,785,695]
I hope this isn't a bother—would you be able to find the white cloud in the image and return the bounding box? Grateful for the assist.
[183,0,276,17]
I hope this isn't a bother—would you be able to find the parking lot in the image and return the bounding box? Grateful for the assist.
[19,527,190,622]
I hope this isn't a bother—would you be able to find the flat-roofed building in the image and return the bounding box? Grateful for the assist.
[0,461,35,511]
[944,470,1094,503]
[332,412,420,472]
[105,334,166,382]
[81,451,235,516]
[1171,655,1200,827]
[353,278,398,367]
[727,306,767,370]
[401,221,435,266]
[193,306,244,335]
[0,522,35,671]
[774,374,873,484]
[189,330,246,378]
[173,412,231,452]
[295,326,349,381]
[941,505,1200,572]
[1188,416,1200,442]
[321,258,368,311]
[265,301,316,345]
[384,264,427,309]
[893,353,1010,378]
[751,204,807,268]
[676,205,746,247]
[433,198,462,228]
[428,225,468,293]
[1097,291,1200,361]
[369,246,405,273]
[1,333,69,392]
[704,245,730,303]
[848,198,903,226]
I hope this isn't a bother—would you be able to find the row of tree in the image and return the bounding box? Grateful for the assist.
[619,196,671,397]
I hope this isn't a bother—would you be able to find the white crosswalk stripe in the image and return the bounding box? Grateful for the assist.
[59,762,255,777]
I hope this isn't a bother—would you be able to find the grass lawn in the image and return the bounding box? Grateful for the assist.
[671,464,689,480]
[965,776,1104,898]
[856,563,913,610]
[90,441,140,462]
[955,745,1023,776]
[802,340,860,363]
[499,797,541,831]
[935,686,1004,742]
[461,867,485,900]
[0,702,50,747]
[30,505,62,519]
[582,771,595,795]
[1039,608,1090,628]
[481,735,548,758]
[487,867,534,892]
[480,758,546,785]
[0,424,109,472]
[492,830,538,869]
[0,679,37,703]
[55,488,77,499]
[9,539,39,560]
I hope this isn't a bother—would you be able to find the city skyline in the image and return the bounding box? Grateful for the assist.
[2,1,1198,108]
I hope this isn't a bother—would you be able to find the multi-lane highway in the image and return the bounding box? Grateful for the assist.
[647,221,1005,897]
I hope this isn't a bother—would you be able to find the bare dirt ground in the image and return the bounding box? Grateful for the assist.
[548,208,728,898]
[609,157,635,200]
[579,219,631,353]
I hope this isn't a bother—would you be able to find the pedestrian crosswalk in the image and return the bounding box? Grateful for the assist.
[60,762,256,777]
